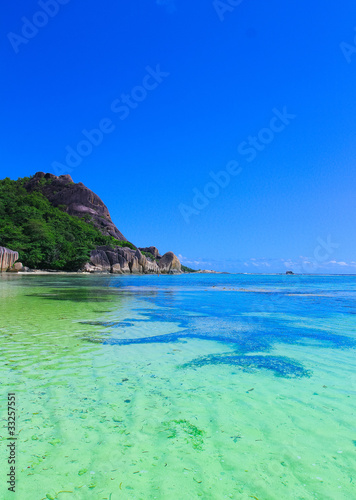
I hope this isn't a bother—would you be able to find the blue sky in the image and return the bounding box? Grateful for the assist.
[1,0,356,273]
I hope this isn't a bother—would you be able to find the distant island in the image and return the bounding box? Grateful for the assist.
[0,172,198,274]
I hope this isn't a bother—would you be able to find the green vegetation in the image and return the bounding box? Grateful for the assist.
[141,251,157,262]
[181,264,199,273]
[162,419,205,450]
[115,240,136,251]
[0,177,133,271]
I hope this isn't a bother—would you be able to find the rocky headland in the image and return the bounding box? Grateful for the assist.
[0,172,183,274]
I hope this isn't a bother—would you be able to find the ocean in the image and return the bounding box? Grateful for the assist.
[1,273,355,499]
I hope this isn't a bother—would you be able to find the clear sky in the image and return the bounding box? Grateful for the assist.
[1,0,356,273]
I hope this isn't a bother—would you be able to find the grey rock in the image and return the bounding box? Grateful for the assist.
[86,245,182,275]
[111,264,123,274]
[89,250,111,271]
[135,249,146,267]
[106,251,119,266]
[0,247,19,272]
[25,172,128,241]
[158,252,181,273]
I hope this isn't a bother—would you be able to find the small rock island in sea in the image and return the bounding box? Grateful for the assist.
[0,172,187,274]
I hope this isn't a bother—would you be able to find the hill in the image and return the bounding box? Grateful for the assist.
[0,173,181,273]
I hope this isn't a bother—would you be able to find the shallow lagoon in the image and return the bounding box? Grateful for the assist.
[1,273,355,499]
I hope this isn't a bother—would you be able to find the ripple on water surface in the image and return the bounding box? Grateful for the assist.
[0,273,356,499]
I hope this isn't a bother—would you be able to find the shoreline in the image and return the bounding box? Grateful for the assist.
[1,271,355,277]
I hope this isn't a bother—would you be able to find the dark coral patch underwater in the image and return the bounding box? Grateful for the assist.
[80,303,355,378]
[180,354,312,378]
[31,292,356,375]
[30,278,355,380]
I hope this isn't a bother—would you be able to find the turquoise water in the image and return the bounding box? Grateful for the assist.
[1,273,356,499]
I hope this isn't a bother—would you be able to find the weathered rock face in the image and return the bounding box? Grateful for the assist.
[0,247,19,271]
[87,246,181,274]
[90,249,111,271]
[158,251,182,273]
[24,172,127,241]
[7,262,24,273]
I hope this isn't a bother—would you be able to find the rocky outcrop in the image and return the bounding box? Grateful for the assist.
[7,262,24,273]
[158,251,182,274]
[89,249,111,271]
[20,172,182,274]
[86,246,181,274]
[24,172,127,241]
[0,247,19,271]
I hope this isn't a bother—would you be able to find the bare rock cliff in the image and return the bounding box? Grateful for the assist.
[25,172,127,241]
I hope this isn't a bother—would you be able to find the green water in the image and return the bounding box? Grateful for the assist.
[1,274,355,499]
